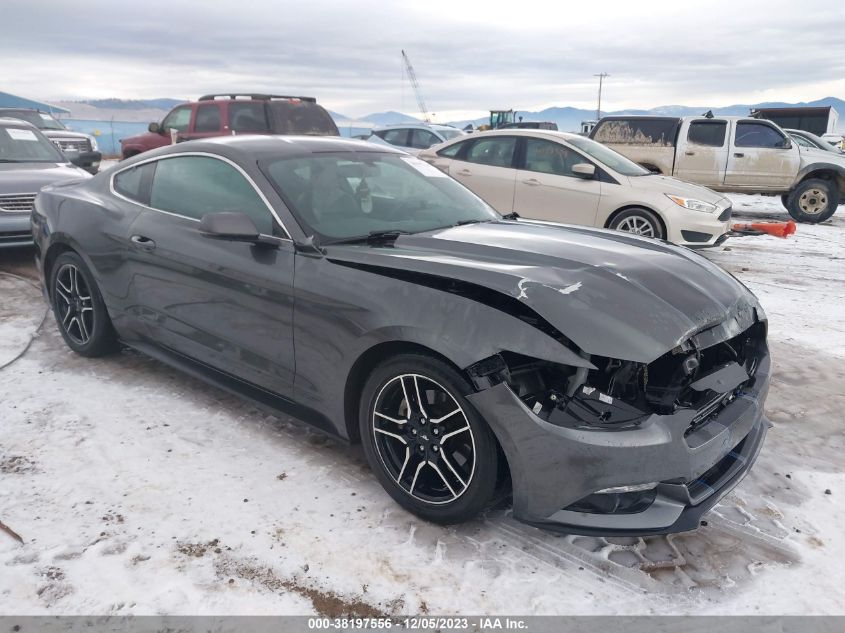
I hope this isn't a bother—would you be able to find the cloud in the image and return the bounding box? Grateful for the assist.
[2,0,844,117]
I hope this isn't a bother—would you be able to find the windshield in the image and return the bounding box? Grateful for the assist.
[3,110,66,130]
[436,128,463,141]
[567,135,651,176]
[0,126,65,163]
[262,152,499,241]
[792,131,841,153]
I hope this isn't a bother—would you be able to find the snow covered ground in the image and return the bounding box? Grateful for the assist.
[0,195,843,616]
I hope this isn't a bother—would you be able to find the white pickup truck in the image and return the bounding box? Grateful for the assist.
[590,115,845,223]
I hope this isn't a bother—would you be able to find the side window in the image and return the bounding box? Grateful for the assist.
[735,122,789,148]
[592,118,678,146]
[687,121,727,147]
[523,139,585,177]
[161,106,192,133]
[381,129,409,146]
[437,141,466,158]
[791,135,814,149]
[194,104,221,133]
[228,102,270,133]
[409,129,440,149]
[113,163,154,204]
[149,156,275,234]
[466,137,516,167]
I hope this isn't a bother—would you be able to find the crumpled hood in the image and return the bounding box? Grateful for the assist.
[626,174,730,207]
[0,163,90,194]
[327,221,763,363]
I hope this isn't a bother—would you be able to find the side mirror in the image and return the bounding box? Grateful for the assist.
[199,212,260,242]
[148,122,161,134]
[572,163,596,179]
[780,139,793,150]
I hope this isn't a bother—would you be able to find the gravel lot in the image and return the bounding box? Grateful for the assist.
[1,195,843,615]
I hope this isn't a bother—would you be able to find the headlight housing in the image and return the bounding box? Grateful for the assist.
[666,194,718,214]
[87,134,99,152]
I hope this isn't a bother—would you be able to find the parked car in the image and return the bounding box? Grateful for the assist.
[498,121,559,130]
[0,108,102,174]
[418,129,732,247]
[32,135,770,536]
[786,128,844,154]
[589,115,845,223]
[365,124,464,155]
[119,93,339,159]
[0,118,90,248]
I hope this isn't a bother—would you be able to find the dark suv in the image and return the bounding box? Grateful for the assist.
[0,108,102,174]
[119,94,339,159]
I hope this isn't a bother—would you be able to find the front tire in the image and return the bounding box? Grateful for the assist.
[608,208,665,239]
[359,354,498,524]
[50,252,118,357]
[786,178,839,223]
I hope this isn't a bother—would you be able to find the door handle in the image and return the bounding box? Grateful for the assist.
[521,178,541,186]
[130,235,156,251]
[456,169,471,176]
[685,151,696,156]
[733,152,745,158]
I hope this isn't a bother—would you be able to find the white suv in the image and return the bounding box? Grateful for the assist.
[418,129,733,247]
[366,124,464,155]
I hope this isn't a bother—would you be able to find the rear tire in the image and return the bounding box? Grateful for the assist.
[359,354,498,524]
[786,179,839,223]
[608,208,665,239]
[50,252,118,357]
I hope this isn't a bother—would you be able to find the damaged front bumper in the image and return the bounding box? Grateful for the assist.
[466,349,770,536]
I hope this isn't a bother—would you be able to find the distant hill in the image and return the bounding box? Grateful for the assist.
[358,110,422,125]
[49,96,845,132]
[76,98,186,111]
[445,97,845,133]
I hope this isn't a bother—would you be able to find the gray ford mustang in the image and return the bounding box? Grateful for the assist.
[32,135,770,535]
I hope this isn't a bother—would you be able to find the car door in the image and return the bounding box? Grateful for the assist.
[159,105,193,142]
[449,136,518,212]
[408,128,442,153]
[378,128,411,150]
[181,103,223,141]
[673,119,730,187]
[123,153,297,396]
[725,120,800,189]
[512,137,601,225]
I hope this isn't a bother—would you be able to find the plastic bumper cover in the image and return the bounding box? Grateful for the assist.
[0,213,33,247]
[466,352,771,536]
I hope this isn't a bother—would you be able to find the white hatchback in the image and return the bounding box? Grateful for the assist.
[418,129,733,247]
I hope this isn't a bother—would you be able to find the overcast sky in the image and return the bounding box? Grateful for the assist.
[3,0,844,120]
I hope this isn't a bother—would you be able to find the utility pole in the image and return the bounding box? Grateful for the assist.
[594,73,609,120]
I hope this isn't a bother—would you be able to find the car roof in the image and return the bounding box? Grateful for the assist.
[123,134,406,164]
[444,128,582,142]
[374,123,457,132]
[0,117,39,128]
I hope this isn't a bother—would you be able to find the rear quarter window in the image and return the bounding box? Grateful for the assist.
[592,118,679,147]
[268,101,339,136]
[113,162,154,204]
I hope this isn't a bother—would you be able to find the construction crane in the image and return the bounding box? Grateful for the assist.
[401,50,430,123]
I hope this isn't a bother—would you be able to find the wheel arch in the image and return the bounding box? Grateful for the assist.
[637,163,664,174]
[43,241,78,298]
[342,340,513,489]
[343,341,463,443]
[604,204,668,238]
[797,167,845,196]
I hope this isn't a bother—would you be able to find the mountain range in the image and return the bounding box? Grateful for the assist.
[54,97,845,132]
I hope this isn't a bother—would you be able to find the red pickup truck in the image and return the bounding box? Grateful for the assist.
[120,93,339,159]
